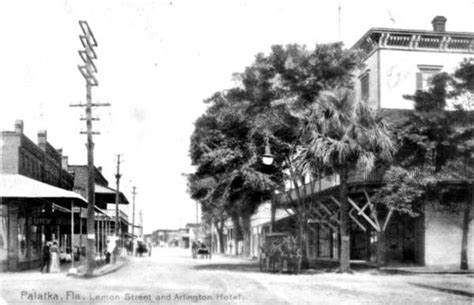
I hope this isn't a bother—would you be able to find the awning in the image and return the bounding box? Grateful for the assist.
[95,184,129,208]
[95,206,111,218]
[0,174,88,208]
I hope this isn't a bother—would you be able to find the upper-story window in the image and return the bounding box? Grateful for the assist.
[359,70,370,102]
[416,65,443,91]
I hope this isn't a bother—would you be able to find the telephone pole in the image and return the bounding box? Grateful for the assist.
[70,20,109,277]
[114,155,122,239]
[131,186,137,242]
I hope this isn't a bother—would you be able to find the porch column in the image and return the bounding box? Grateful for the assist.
[8,204,19,271]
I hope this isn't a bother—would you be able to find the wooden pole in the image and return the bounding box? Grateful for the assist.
[71,201,74,269]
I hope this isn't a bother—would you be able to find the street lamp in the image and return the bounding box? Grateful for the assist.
[262,136,275,166]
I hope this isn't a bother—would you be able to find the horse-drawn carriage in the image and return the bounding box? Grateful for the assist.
[259,233,302,274]
[192,241,211,259]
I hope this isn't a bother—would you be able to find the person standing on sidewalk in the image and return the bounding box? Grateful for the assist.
[40,242,51,273]
[49,241,60,273]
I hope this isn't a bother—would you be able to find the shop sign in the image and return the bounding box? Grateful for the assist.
[31,217,71,225]
[32,217,51,225]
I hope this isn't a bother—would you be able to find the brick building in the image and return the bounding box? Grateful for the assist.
[0,120,87,271]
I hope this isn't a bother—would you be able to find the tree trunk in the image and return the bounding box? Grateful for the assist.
[214,220,225,254]
[460,186,472,270]
[299,221,310,269]
[241,213,252,257]
[231,214,242,255]
[376,230,387,267]
[338,168,351,273]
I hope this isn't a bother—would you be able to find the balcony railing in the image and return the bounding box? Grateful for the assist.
[278,167,386,203]
[107,209,129,222]
[277,165,469,205]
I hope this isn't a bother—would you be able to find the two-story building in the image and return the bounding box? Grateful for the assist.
[0,120,88,271]
[242,16,473,268]
[67,165,129,259]
[347,15,474,267]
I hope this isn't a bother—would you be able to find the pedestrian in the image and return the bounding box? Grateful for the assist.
[147,242,152,257]
[40,242,51,273]
[49,241,60,273]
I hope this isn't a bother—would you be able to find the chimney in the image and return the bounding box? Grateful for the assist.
[14,120,24,134]
[432,16,447,32]
[62,156,69,170]
[38,130,47,148]
[97,166,102,173]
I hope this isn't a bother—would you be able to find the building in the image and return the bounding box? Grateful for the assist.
[238,16,473,268]
[352,16,474,110]
[149,229,180,247]
[349,15,474,266]
[67,165,130,258]
[0,121,88,271]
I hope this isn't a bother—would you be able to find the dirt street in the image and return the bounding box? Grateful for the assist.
[1,247,472,305]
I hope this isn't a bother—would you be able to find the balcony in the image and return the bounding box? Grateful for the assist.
[277,167,386,204]
[277,165,470,206]
[107,209,129,223]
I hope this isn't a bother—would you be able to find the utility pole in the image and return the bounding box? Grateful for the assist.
[71,20,109,277]
[338,0,342,41]
[131,186,137,243]
[114,155,122,239]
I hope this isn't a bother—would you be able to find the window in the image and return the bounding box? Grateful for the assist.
[360,71,370,102]
[0,206,7,262]
[18,216,27,262]
[416,65,443,91]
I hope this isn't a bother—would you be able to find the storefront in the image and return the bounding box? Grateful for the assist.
[0,174,87,272]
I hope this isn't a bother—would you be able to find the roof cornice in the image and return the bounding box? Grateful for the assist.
[351,27,474,59]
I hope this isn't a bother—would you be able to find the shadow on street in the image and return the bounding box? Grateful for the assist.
[193,261,261,273]
[408,282,474,298]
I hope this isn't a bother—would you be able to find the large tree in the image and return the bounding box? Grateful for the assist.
[238,43,363,267]
[189,91,277,255]
[299,88,394,272]
[189,42,363,263]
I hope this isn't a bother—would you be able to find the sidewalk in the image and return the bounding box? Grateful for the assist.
[69,257,130,278]
[380,265,474,275]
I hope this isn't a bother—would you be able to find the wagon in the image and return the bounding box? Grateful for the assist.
[192,242,211,259]
[259,233,302,274]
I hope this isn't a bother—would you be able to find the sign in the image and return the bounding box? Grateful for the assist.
[87,234,95,239]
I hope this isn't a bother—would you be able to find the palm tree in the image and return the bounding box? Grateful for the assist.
[299,87,394,273]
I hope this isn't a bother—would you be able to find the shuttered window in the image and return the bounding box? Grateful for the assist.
[360,72,370,102]
[416,65,443,91]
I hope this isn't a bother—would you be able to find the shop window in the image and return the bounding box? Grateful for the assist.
[0,206,7,262]
[18,217,27,262]
[29,225,42,260]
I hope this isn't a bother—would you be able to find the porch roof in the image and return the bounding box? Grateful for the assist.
[95,184,129,205]
[0,174,88,208]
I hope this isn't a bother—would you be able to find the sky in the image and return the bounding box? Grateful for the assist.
[1,0,473,233]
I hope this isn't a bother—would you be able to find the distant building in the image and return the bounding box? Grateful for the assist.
[149,229,179,247]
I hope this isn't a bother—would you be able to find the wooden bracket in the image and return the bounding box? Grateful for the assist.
[349,208,367,232]
[348,197,380,232]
